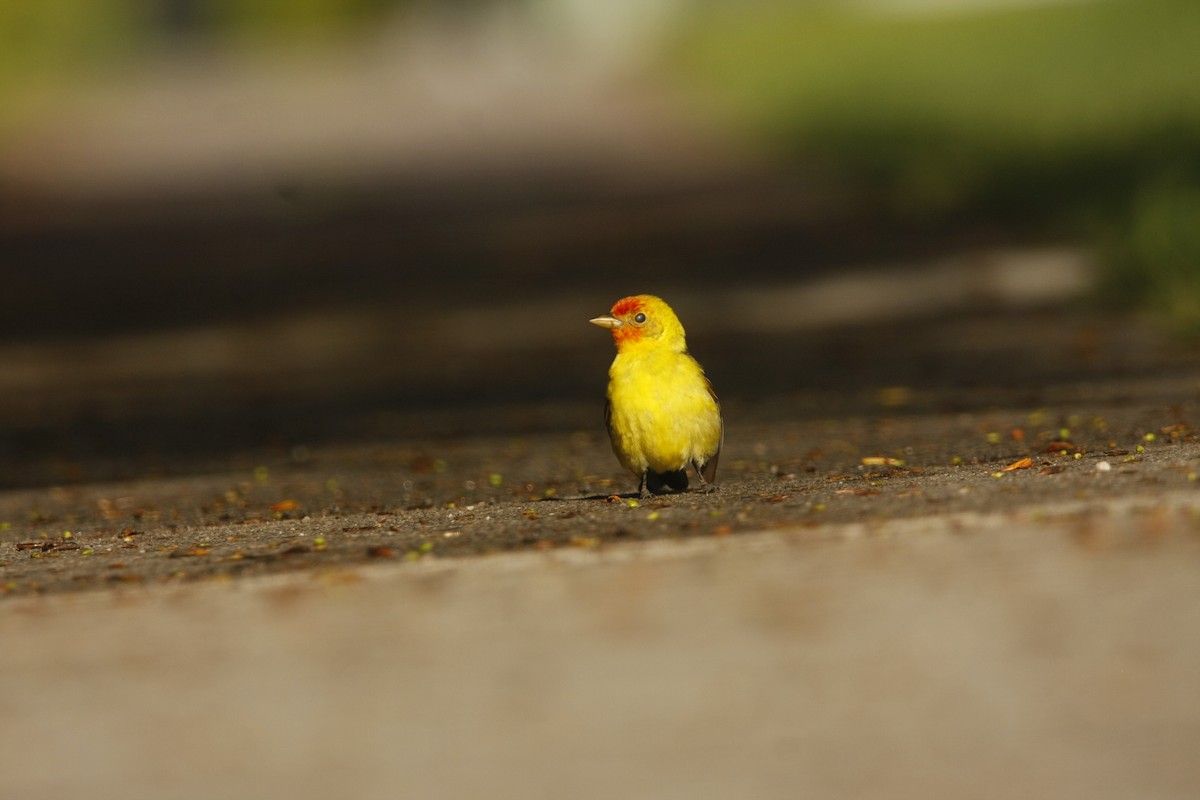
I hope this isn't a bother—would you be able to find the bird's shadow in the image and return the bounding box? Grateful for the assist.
[538,488,713,503]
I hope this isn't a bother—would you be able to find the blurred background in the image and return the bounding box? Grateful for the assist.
[1,0,1198,488]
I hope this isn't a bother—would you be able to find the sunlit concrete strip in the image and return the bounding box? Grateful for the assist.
[713,247,1093,332]
[0,246,1095,400]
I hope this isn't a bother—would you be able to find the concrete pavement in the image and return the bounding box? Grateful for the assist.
[4,495,1199,800]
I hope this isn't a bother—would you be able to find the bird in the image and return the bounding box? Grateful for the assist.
[590,294,723,499]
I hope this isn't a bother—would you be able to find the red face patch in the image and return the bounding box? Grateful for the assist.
[611,296,645,319]
[607,296,648,347]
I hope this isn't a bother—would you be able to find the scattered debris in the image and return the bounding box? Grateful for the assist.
[1002,457,1034,472]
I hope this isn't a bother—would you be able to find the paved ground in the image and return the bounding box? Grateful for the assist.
[3,473,1199,800]
[2,366,1199,595]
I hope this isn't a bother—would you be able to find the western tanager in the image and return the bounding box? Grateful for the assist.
[590,294,723,498]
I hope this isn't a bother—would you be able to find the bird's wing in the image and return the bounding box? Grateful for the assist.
[705,376,720,410]
[702,376,722,484]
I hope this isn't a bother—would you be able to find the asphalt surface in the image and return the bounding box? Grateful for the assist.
[2,291,1198,596]
[2,365,1199,596]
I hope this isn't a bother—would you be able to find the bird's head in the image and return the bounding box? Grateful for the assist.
[589,294,686,353]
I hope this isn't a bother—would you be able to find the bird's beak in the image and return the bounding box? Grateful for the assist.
[589,315,622,330]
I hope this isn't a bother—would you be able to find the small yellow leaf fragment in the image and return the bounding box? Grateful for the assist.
[647,511,660,521]
[1144,432,1157,443]
[861,456,905,467]
[488,473,503,487]
[254,466,269,482]
[1002,457,1033,472]
[986,432,1002,445]
[626,499,640,509]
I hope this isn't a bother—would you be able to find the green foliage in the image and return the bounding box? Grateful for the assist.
[1100,181,1200,338]
[671,0,1200,332]
[674,0,1200,212]
[0,0,408,132]
[0,0,405,87]
[0,1,147,84]
[185,0,404,45]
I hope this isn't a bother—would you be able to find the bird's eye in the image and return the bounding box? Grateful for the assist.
[633,312,647,324]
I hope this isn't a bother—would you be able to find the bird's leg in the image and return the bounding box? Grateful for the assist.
[691,461,717,493]
[639,471,652,500]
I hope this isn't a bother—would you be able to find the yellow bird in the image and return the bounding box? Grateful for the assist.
[590,294,723,498]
